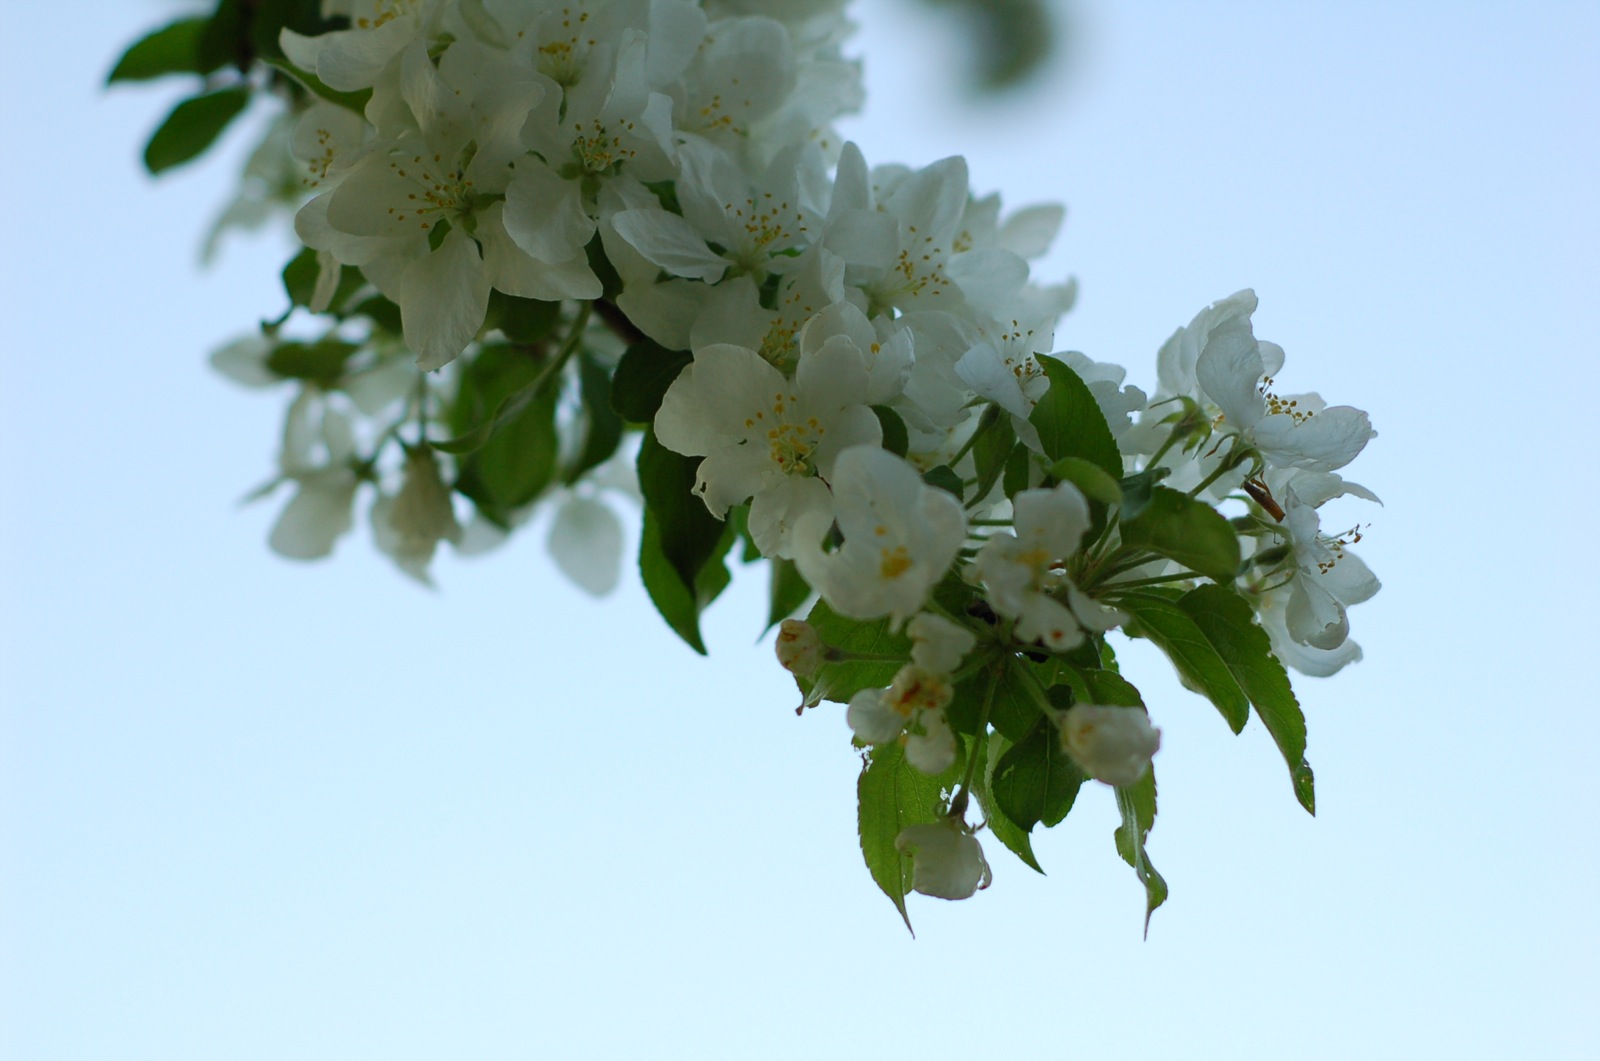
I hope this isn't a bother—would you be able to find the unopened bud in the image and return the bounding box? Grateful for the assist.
[775,619,824,677]
[1059,704,1161,786]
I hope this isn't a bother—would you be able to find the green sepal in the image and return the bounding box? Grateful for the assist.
[639,509,734,655]
[143,86,251,175]
[1114,767,1168,937]
[792,599,911,707]
[856,741,964,934]
[264,338,359,386]
[872,405,909,457]
[636,430,727,594]
[1028,354,1123,480]
[108,18,209,83]
[1115,591,1250,733]
[1177,584,1315,814]
[611,339,691,423]
[1119,485,1242,584]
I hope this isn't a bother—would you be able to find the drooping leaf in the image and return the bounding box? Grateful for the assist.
[143,86,251,175]
[1114,767,1168,937]
[639,509,734,654]
[1028,354,1122,480]
[857,741,963,933]
[766,557,812,632]
[280,247,363,313]
[1177,584,1315,814]
[975,733,1043,873]
[108,17,208,83]
[1120,485,1242,584]
[637,430,727,593]
[1115,592,1250,733]
[611,339,691,423]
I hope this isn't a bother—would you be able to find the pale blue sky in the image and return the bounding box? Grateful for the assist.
[2,2,1596,1058]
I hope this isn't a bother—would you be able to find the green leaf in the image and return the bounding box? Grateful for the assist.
[563,356,624,485]
[921,464,963,499]
[1117,468,1163,521]
[794,598,912,707]
[143,86,251,175]
[1114,768,1168,937]
[1028,354,1123,480]
[450,344,561,520]
[260,56,372,114]
[1050,456,1122,505]
[351,295,402,334]
[968,405,1015,506]
[975,734,1043,873]
[639,509,734,654]
[487,291,562,346]
[947,659,1049,741]
[108,17,208,82]
[611,340,691,423]
[1177,584,1315,814]
[857,741,963,933]
[991,711,1085,833]
[637,430,727,594]
[1115,593,1250,733]
[264,338,359,386]
[766,557,812,632]
[1003,441,1034,499]
[280,247,363,313]
[1120,485,1242,584]
[871,405,909,457]
[196,0,242,74]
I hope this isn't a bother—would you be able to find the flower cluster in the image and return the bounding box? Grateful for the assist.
[119,0,1381,931]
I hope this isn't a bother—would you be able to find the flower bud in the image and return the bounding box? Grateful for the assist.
[775,619,825,677]
[1059,704,1161,786]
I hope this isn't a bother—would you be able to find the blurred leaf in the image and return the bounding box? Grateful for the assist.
[563,355,624,484]
[968,405,1014,505]
[143,86,250,174]
[1050,456,1121,505]
[260,57,372,113]
[264,338,358,386]
[107,18,208,83]
[451,344,560,520]
[975,733,1042,873]
[487,291,562,346]
[922,464,963,499]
